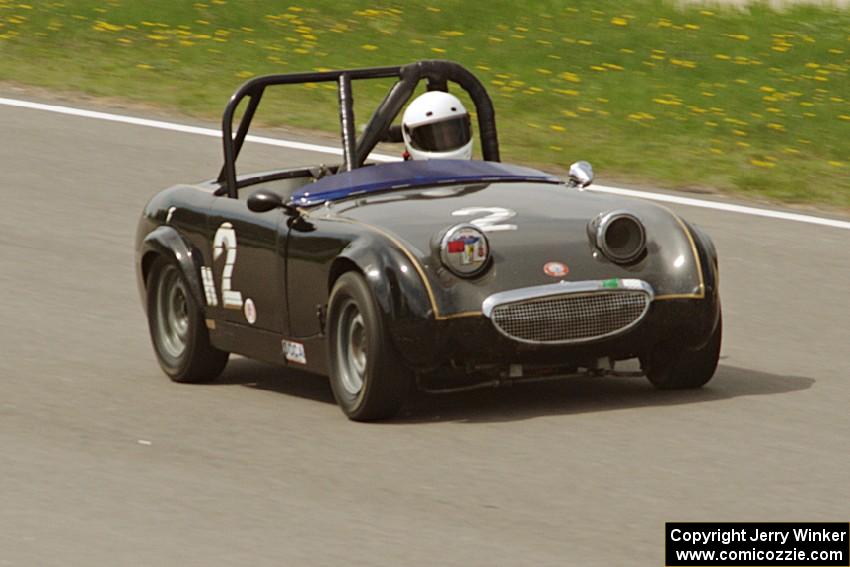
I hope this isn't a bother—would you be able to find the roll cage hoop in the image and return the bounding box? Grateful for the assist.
[217,59,500,198]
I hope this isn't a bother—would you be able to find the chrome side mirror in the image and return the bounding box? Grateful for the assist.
[567,161,594,188]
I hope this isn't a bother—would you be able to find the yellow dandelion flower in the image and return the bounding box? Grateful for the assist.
[558,71,581,83]
[361,44,378,51]
[750,159,775,168]
[715,54,731,60]
[611,17,628,26]
[550,125,566,132]
[685,24,700,30]
[670,59,696,69]
[136,63,153,70]
[828,161,845,167]
[431,47,446,54]
[440,30,464,37]
[426,6,441,12]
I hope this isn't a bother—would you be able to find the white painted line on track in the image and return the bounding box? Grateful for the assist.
[591,185,850,231]
[0,97,398,162]
[3,96,848,231]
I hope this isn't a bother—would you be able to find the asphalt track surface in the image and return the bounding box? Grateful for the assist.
[1,99,849,566]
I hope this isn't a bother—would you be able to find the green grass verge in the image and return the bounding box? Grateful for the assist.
[1,0,848,207]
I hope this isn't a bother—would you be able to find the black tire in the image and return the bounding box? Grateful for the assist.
[146,256,229,383]
[645,313,722,389]
[327,271,412,421]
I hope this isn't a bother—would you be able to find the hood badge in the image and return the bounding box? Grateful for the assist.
[543,262,570,277]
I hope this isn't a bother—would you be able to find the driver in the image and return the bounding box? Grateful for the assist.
[401,91,473,160]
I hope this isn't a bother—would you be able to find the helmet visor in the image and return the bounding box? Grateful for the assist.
[407,116,471,152]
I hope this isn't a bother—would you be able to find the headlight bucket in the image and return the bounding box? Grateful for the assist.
[590,211,647,264]
[439,224,490,277]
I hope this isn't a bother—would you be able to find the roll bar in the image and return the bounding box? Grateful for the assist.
[217,60,500,198]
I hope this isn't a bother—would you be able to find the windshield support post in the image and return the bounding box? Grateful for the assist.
[338,74,356,172]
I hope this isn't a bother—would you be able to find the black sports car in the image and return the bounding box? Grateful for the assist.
[136,60,721,420]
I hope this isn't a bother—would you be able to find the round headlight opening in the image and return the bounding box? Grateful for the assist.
[596,212,646,264]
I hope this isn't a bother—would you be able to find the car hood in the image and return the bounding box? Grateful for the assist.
[317,181,704,317]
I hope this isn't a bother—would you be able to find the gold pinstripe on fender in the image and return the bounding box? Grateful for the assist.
[654,207,706,301]
[309,213,483,320]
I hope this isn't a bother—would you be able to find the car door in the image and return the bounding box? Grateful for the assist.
[205,192,287,334]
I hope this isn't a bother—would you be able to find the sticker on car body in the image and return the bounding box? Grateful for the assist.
[451,207,518,232]
[244,298,257,325]
[282,340,307,364]
[213,222,244,309]
[543,262,569,277]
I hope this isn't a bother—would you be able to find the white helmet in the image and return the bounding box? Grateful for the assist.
[402,91,473,161]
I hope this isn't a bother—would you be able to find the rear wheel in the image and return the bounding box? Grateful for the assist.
[146,256,228,383]
[327,272,412,421]
[645,313,722,389]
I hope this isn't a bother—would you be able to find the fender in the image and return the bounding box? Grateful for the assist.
[681,220,721,346]
[331,233,440,367]
[137,225,206,311]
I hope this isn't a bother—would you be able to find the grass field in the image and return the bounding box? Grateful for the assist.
[1,1,848,207]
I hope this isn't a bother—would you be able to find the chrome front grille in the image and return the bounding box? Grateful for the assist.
[488,288,651,344]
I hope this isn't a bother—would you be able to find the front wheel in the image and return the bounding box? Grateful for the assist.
[644,313,722,389]
[146,256,229,383]
[327,272,412,421]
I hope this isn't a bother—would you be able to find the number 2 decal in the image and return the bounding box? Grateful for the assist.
[212,222,243,309]
[451,207,518,232]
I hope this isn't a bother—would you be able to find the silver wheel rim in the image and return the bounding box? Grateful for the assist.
[336,298,368,396]
[156,265,190,360]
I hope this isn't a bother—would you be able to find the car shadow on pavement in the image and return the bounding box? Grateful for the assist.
[216,357,336,404]
[397,364,814,424]
[215,359,813,424]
